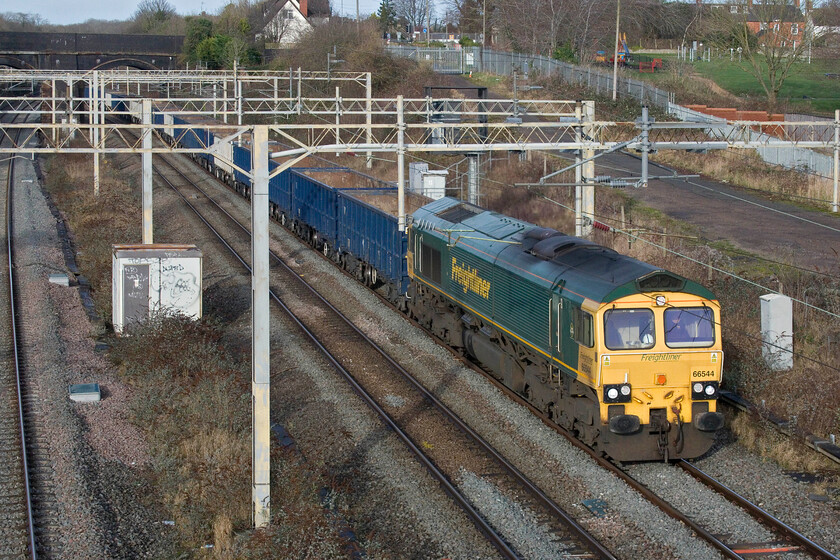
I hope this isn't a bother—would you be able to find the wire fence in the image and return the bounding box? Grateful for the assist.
[386,46,675,109]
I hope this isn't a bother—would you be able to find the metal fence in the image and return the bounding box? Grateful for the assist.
[386,46,675,109]
[668,104,835,179]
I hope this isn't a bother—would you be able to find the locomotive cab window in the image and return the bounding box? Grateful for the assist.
[604,309,655,350]
[572,307,594,348]
[418,241,441,284]
[665,307,715,348]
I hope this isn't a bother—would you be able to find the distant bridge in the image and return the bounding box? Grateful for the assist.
[0,31,184,71]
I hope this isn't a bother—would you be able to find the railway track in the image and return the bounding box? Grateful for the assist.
[442,336,839,560]
[0,113,35,558]
[147,146,617,559]
[677,460,838,559]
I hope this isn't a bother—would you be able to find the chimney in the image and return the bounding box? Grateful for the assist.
[299,0,308,17]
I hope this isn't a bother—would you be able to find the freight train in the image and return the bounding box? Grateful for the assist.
[99,91,725,461]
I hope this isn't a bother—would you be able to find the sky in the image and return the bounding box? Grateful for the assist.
[3,0,385,26]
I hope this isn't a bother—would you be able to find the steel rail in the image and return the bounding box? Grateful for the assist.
[678,460,839,560]
[3,111,37,560]
[148,147,617,560]
[416,345,745,560]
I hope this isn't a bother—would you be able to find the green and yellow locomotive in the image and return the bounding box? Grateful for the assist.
[407,198,724,461]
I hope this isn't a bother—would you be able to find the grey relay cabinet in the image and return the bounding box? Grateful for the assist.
[112,244,203,334]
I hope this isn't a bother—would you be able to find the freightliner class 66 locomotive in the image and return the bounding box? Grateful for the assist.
[407,198,724,461]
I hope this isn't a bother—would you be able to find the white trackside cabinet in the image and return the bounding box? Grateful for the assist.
[112,244,203,334]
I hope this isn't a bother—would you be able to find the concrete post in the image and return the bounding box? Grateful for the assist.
[51,79,57,145]
[65,78,72,141]
[397,95,406,232]
[366,72,373,169]
[760,294,793,371]
[335,86,341,151]
[92,70,100,196]
[833,109,838,213]
[251,126,271,528]
[223,79,228,124]
[612,0,620,101]
[575,102,583,237]
[142,99,153,244]
[641,105,649,188]
[237,80,243,127]
[467,153,479,205]
[296,68,302,115]
[582,101,595,233]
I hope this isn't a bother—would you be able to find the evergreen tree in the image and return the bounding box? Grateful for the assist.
[376,0,398,35]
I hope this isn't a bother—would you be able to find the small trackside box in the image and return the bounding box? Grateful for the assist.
[112,244,203,334]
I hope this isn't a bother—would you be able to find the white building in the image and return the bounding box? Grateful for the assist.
[260,0,314,47]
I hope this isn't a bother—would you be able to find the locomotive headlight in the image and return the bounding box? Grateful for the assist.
[692,381,719,400]
[604,384,631,403]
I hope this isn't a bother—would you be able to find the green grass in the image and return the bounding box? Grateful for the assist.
[631,54,840,114]
[692,58,840,113]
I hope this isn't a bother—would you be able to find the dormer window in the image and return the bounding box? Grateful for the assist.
[730,5,738,13]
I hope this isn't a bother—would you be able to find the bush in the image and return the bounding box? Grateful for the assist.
[112,314,251,548]
[552,42,577,63]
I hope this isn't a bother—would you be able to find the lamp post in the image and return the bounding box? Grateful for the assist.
[612,0,620,101]
[482,0,487,49]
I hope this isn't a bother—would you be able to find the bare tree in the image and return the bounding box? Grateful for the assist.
[0,12,48,31]
[441,0,482,32]
[261,11,295,43]
[393,0,432,33]
[133,0,176,32]
[708,0,809,110]
[224,36,250,66]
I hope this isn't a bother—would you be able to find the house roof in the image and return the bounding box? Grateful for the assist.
[258,0,330,22]
[745,4,804,22]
